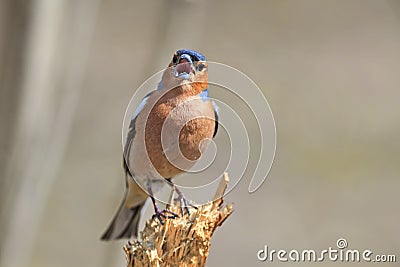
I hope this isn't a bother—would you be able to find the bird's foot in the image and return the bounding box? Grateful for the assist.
[174,188,198,216]
[153,208,179,225]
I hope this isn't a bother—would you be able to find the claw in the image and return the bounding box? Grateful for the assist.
[153,208,179,225]
[174,187,197,216]
[150,193,179,224]
[181,197,191,215]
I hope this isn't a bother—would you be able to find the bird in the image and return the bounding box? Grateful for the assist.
[101,49,219,241]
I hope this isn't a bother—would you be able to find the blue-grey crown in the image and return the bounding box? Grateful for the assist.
[176,49,206,61]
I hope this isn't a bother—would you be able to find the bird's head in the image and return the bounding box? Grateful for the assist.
[162,49,208,94]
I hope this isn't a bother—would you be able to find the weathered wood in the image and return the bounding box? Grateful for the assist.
[124,174,233,267]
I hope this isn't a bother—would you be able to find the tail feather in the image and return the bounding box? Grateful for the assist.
[100,199,145,241]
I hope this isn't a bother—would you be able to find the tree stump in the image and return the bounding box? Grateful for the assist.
[123,173,233,267]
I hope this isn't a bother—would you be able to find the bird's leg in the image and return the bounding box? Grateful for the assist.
[172,184,198,216]
[147,183,178,225]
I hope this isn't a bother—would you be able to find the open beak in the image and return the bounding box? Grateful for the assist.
[174,54,195,79]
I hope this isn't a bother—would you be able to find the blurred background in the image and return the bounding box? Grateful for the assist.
[1,0,399,266]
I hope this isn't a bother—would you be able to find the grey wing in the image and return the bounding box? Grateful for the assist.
[123,92,153,176]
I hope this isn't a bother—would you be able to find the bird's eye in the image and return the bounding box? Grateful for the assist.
[197,63,206,71]
[172,54,178,64]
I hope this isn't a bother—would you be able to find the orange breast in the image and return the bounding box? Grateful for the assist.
[143,92,215,178]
